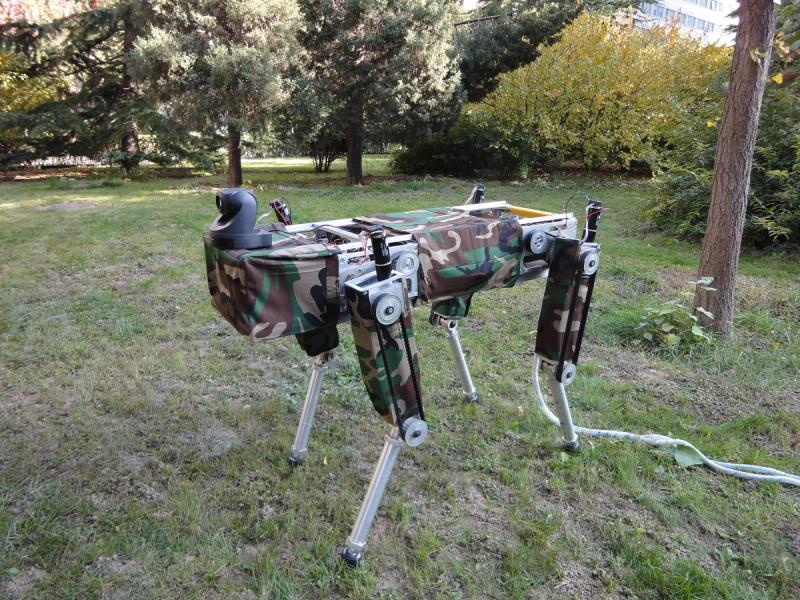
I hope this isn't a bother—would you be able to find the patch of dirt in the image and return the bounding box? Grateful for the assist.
[199,425,242,460]
[4,567,47,599]
[787,526,800,556]
[38,201,98,211]
[553,561,621,599]
[87,555,152,599]
[91,555,144,578]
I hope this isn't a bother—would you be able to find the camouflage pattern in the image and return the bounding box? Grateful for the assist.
[295,325,339,357]
[357,209,522,314]
[345,285,422,423]
[535,237,593,364]
[355,208,456,232]
[413,215,522,304]
[203,236,341,343]
[430,296,473,320]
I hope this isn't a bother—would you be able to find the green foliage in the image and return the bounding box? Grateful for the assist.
[0,51,61,113]
[297,0,462,179]
[648,1,800,249]
[779,0,800,50]
[401,11,729,178]
[649,66,800,248]
[634,300,713,349]
[473,12,730,171]
[457,0,638,102]
[274,75,346,172]
[132,0,299,132]
[0,50,64,160]
[633,279,715,350]
[0,4,138,166]
[0,2,215,170]
[390,110,520,177]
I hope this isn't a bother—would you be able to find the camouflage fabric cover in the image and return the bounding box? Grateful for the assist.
[535,237,591,364]
[345,285,422,423]
[357,209,523,308]
[204,233,341,345]
[357,209,522,303]
[354,207,458,231]
[413,215,522,304]
[430,296,473,320]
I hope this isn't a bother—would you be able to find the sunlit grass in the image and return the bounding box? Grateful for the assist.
[0,156,798,599]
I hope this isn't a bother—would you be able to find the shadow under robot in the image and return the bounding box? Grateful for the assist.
[204,186,602,566]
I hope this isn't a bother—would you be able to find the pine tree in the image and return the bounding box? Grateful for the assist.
[132,0,300,187]
[0,1,158,170]
[298,0,461,185]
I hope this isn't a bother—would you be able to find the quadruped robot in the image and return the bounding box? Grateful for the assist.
[203,185,602,565]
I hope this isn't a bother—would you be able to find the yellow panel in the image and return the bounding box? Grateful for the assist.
[508,205,552,218]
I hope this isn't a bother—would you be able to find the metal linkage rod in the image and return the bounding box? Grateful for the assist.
[288,352,332,466]
[547,371,580,452]
[341,428,403,566]
[444,319,479,403]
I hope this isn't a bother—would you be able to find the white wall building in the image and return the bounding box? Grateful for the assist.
[639,0,739,45]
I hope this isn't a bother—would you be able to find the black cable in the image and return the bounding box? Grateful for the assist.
[556,246,585,382]
[376,323,404,431]
[399,316,425,422]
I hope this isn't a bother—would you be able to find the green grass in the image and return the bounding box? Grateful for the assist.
[1,156,798,599]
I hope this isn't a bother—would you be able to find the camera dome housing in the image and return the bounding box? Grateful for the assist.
[208,188,273,249]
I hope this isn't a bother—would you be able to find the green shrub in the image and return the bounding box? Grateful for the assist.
[632,278,715,350]
[471,12,730,171]
[648,70,800,249]
[634,301,713,349]
[390,111,523,178]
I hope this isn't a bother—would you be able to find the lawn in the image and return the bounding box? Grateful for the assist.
[1,156,798,599]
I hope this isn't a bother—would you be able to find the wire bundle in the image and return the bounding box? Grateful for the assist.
[532,357,800,487]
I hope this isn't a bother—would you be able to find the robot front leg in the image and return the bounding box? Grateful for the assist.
[341,229,429,565]
[341,417,427,566]
[288,351,334,467]
[341,427,402,566]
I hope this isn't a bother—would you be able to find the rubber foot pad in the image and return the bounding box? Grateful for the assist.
[340,548,362,567]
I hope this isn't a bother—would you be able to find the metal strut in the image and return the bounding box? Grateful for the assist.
[288,351,333,466]
[444,319,479,402]
[546,368,580,452]
[432,315,479,403]
[341,427,403,566]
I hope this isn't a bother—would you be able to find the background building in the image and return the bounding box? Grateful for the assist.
[639,0,739,44]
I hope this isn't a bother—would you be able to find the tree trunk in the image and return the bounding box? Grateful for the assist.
[227,123,243,187]
[346,88,364,185]
[119,15,140,173]
[119,122,140,172]
[694,0,776,334]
